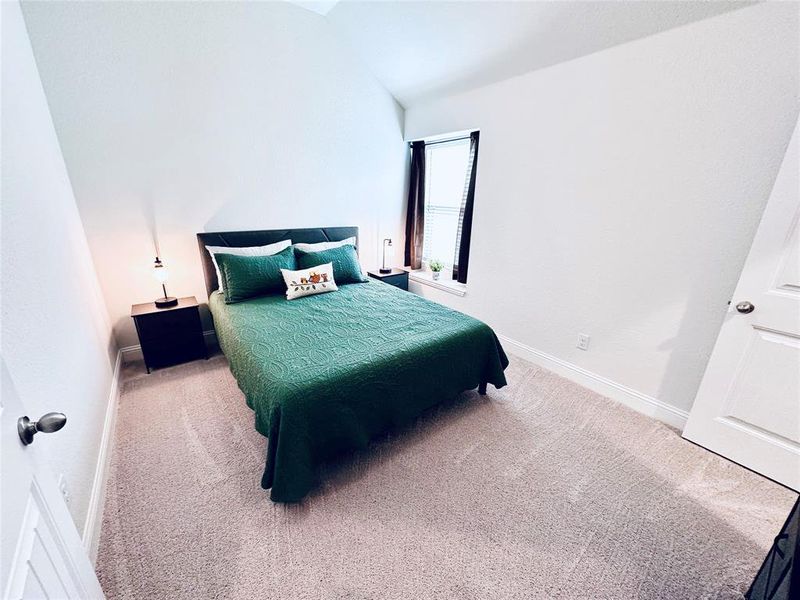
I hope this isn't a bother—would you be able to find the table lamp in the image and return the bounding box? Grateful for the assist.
[380,238,393,274]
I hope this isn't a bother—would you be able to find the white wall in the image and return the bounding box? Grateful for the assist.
[21,0,407,348]
[1,0,116,533]
[405,3,799,416]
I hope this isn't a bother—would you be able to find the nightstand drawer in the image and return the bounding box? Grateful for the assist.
[141,336,206,370]
[135,308,201,342]
[379,273,408,290]
[367,269,409,291]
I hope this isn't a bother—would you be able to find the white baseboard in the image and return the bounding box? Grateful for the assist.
[496,334,689,430]
[83,329,218,559]
[120,330,217,362]
[81,348,122,564]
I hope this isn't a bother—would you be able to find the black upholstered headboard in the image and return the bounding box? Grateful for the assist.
[196,226,359,296]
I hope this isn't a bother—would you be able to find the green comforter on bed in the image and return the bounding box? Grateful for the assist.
[209,279,508,502]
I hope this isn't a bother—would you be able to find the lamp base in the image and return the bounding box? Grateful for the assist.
[155,296,178,308]
[379,267,392,274]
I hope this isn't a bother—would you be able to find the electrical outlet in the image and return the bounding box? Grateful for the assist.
[577,334,590,351]
[57,474,71,505]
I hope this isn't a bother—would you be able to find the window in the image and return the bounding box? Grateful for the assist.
[405,131,479,287]
[421,137,471,275]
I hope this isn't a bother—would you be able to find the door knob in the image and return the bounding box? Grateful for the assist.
[735,301,755,314]
[17,412,67,446]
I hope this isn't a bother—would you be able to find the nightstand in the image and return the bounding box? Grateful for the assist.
[367,268,408,291]
[131,296,207,373]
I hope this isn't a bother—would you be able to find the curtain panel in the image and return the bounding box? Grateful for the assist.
[453,131,480,283]
[404,140,426,269]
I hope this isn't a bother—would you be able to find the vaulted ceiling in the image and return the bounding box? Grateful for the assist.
[295,1,754,107]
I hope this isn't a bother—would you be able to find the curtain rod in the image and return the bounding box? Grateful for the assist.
[408,132,475,147]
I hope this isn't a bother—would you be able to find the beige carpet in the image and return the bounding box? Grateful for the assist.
[97,354,796,599]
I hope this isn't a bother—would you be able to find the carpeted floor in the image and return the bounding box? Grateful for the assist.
[97,353,796,599]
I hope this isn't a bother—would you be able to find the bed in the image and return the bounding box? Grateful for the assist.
[198,227,509,502]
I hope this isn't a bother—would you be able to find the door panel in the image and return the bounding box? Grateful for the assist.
[9,484,82,600]
[724,328,800,445]
[683,119,800,491]
[1,358,104,599]
[775,215,799,291]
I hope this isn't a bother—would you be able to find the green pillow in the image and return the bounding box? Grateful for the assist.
[294,244,367,285]
[216,246,296,303]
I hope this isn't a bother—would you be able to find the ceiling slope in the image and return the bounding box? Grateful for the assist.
[326,1,755,107]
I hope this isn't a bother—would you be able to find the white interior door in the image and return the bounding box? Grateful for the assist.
[1,357,104,599]
[682,119,800,491]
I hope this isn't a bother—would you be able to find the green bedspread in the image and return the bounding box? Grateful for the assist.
[209,279,508,502]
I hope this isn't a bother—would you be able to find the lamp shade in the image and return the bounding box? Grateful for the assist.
[152,256,178,308]
[380,238,393,273]
[153,267,169,284]
[153,257,169,283]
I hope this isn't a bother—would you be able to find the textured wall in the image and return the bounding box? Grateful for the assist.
[22,0,407,348]
[1,0,116,533]
[405,3,799,414]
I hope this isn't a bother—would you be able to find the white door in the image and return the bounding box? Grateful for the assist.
[1,358,104,599]
[682,119,800,491]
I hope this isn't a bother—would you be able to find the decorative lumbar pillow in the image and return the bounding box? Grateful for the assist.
[292,236,356,253]
[216,246,296,304]
[206,239,291,290]
[281,262,338,300]
[294,244,367,285]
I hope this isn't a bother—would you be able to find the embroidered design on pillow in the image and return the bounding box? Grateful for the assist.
[281,263,339,300]
[290,270,331,292]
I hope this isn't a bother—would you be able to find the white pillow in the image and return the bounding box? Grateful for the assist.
[206,239,291,290]
[281,263,338,300]
[292,237,356,253]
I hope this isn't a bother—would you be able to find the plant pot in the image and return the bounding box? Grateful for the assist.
[432,271,441,280]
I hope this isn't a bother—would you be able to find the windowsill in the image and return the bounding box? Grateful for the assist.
[408,271,467,297]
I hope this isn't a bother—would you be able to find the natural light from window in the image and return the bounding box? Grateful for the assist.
[422,138,470,277]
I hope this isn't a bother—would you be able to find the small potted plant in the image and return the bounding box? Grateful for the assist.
[429,259,444,280]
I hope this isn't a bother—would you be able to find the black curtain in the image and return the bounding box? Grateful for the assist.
[452,131,479,283]
[404,140,426,269]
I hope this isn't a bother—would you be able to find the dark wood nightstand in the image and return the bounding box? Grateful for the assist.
[131,296,207,373]
[367,268,409,291]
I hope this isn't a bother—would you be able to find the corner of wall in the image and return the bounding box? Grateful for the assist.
[496,334,689,430]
